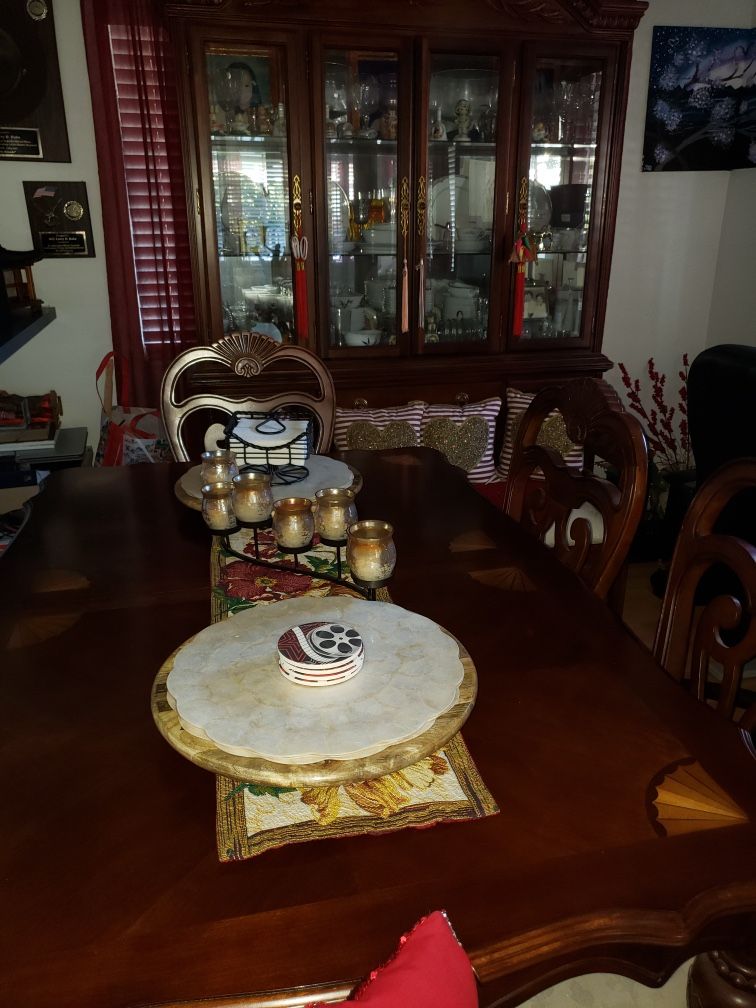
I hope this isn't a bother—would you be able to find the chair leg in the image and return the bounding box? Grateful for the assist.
[607,562,628,617]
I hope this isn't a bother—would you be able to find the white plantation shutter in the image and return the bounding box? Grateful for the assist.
[108,23,196,350]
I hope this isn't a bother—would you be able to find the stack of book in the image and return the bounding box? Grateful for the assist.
[0,391,61,453]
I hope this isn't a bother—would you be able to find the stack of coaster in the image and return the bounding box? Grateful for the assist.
[277,621,364,686]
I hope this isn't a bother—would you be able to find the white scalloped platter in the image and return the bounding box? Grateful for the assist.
[165,596,465,764]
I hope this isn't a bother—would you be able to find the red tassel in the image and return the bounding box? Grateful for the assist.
[512,268,525,338]
[294,264,308,346]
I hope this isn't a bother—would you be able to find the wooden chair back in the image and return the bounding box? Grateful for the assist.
[502,378,648,601]
[161,332,335,461]
[653,458,756,732]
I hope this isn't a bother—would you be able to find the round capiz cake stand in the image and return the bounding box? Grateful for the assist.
[152,598,476,787]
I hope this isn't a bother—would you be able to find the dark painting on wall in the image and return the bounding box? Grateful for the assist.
[23,181,95,257]
[642,26,756,172]
[0,0,70,162]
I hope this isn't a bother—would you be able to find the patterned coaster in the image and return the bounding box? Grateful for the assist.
[210,529,498,862]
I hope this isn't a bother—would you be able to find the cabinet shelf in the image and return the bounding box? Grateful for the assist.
[326,138,397,151]
[428,140,496,152]
[211,134,287,150]
[530,141,597,152]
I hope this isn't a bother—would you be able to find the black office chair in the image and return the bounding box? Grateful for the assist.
[651,344,756,598]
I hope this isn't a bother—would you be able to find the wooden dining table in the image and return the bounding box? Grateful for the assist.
[2,447,755,1008]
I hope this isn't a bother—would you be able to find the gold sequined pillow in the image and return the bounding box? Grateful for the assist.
[422,417,488,473]
[345,420,419,450]
[420,397,502,483]
[497,388,583,479]
[333,404,424,451]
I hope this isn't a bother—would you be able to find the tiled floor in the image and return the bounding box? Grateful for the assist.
[517,563,689,1008]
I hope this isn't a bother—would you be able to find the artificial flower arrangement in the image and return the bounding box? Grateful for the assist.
[618,355,691,471]
[617,355,692,521]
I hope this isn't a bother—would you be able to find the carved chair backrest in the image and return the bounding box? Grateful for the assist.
[653,458,756,732]
[502,378,648,601]
[161,332,336,462]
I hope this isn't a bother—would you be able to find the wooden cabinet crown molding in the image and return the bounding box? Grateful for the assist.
[560,0,648,31]
[163,0,647,33]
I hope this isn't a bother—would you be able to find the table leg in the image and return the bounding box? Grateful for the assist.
[687,948,756,1007]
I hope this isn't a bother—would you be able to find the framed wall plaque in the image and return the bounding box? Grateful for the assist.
[23,181,95,257]
[0,0,70,162]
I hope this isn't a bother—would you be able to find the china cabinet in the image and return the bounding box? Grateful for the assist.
[165,0,647,408]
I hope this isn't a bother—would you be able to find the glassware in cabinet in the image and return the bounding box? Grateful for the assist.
[205,47,296,342]
[517,57,603,344]
[422,54,499,349]
[322,49,403,350]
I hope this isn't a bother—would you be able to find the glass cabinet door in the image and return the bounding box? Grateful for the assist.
[205,46,295,341]
[519,57,603,343]
[423,54,499,348]
[322,48,402,351]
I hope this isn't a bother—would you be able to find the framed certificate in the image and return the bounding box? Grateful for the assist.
[0,1,70,162]
[23,181,95,257]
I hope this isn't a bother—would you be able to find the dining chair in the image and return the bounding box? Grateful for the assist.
[653,458,756,732]
[161,331,336,461]
[502,377,648,605]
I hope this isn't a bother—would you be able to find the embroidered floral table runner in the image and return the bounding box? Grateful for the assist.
[212,529,498,861]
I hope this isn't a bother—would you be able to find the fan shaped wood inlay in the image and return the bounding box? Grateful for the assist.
[648,758,748,837]
[30,569,91,593]
[469,567,536,592]
[449,531,497,553]
[8,612,82,649]
[214,331,279,378]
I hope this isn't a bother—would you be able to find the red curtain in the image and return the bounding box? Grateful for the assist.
[81,0,198,408]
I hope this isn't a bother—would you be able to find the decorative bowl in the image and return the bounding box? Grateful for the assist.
[344,330,381,347]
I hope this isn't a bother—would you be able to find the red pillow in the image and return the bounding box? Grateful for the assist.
[309,910,478,1007]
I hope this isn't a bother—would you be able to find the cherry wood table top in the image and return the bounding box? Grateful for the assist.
[2,448,755,1008]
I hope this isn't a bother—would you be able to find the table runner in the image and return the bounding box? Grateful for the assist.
[211,529,498,861]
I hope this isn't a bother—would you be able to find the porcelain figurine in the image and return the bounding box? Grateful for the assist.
[454,98,472,142]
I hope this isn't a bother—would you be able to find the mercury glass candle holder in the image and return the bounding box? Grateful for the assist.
[232,471,274,526]
[347,520,396,591]
[315,487,357,545]
[272,497,315,553]
[201,481,239,534]
[200,449,238,485]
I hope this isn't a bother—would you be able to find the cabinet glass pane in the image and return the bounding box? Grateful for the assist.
[206,49,295,340]
[323,50,400,349]
[521,59,602,341]
[424,54,498,347]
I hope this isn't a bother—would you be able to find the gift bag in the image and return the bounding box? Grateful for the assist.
[95,352,172,466]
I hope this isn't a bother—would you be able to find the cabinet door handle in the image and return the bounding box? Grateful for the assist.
[416,175,426,239]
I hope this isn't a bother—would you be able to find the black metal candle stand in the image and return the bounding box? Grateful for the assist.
[219,530,382,600]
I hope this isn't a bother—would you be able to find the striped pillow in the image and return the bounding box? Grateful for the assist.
[333,404,425,451]
[497,387,584,479]
[420,397,502,484]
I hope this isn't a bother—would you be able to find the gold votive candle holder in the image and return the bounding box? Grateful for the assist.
[232,471,274,526]
[200,449,238,485]
[201,481,239,534]
[272,497,315,552]
[315,487,357,545]
[347,520,396,588]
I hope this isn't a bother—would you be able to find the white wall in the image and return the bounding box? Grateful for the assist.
[707,165,756,347]
[0,0,111,448]
[603,0,756,396]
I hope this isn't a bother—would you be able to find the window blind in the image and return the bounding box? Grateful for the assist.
[109,24,196,349]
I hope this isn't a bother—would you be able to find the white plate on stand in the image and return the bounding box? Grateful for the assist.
[430,175,469,233]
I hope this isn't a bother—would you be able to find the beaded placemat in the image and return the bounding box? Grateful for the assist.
[211,529,498,862]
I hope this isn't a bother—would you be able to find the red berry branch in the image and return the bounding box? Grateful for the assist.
[617,355,691,471]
